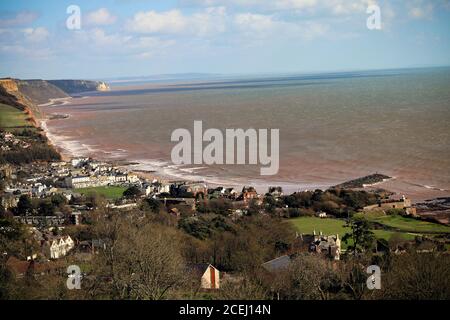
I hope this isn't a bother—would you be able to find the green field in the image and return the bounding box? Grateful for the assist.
[75,186,127,199]
[290,217,350,236]
[0,103,30,129]
[367,215,450,234]
[289,217,419,245]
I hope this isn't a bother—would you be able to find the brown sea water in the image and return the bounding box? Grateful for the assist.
[41,68,450,200]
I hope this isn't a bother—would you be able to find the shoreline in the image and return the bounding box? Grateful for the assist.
[36,96,450,202]
[38,112,331,194]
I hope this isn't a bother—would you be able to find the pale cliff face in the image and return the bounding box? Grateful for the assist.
[96,82,110,91]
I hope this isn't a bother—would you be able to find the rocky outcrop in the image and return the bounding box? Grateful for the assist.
[48,80,110,94]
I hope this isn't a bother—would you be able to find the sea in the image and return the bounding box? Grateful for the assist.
[41,67,450,200]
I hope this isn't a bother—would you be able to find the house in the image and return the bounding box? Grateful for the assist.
[1,193,19,209]
[65,175,91,188]
[180,183,208,198]
[240,186,258,202]
[224,188,238,199]
[363,195,416,216]
[14,215,66,227]
[268,186,283,198]
[316,211,327,218]
[190,263,220,289]
[208,187,225,199]
[71,157,89,168]
[307,232,341,260]
[41,235,75,259]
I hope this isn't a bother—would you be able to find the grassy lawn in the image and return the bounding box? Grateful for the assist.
[0,103,30,129]
[371,230,417,241]
[289,217,419,248]
[290,217,350,236]
[75,186,127,199]
[368,215,450,234]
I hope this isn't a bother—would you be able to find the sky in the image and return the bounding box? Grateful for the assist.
[0,0,449,79]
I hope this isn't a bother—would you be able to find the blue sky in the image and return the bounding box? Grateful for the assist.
[0,0,449,79]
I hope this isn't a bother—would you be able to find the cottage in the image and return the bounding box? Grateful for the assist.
[190,264,220,289]
[317,211,327,218]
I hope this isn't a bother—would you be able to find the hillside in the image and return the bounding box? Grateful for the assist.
[16,79,69,104]
[0,78,110,120]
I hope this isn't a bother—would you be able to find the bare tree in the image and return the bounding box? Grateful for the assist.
[89,212,188,300]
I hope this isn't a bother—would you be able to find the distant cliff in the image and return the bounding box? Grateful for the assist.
[48,80,110,94]
[0,77,110,120]
[16,80,69,104]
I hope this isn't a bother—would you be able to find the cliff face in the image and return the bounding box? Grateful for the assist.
[0,78,110,118]
[0,78,33,111]
[0,78,19,93]
[48,80,110,94]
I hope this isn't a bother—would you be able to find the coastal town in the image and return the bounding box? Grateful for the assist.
[1,77,449,300]
[2,123,450,299]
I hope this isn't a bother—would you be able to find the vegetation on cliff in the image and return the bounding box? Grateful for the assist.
[334,173,391,189]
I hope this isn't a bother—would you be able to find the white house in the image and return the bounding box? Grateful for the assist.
[41,235,75,259]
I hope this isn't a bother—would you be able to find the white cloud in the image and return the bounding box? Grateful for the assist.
[233,12,328,41]
[85,8,117,26]
[325,0,376,15]
[89,28,130,46]
[23,27,49,42]
[126,9,189,34]
[233,13,276,33]
[275,0,318,10]
[181,0,376,15]
[126,7,227,36]
[0,11,39,27]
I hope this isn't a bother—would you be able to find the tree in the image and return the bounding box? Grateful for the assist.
[343,216,375,256]
[143,198,161,213]
[272,254,344,300]
[89,213,188,299]
[123,186,142,199]
[379,252,450,300]
[17,195,33,215]
[37,200,55,216]
[51,194,67,207]
[263,195,277,214]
